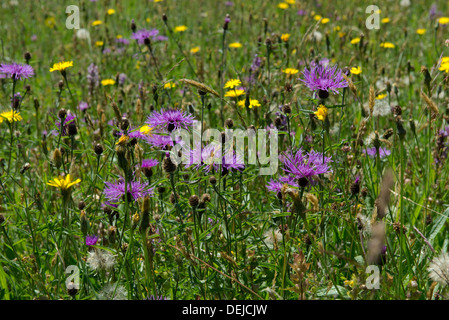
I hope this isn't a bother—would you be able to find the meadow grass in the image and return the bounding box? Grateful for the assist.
[0,0,449,300]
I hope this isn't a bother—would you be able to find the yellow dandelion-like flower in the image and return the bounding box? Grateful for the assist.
[277,3,289,9]
[50,61,73,73]
[350,37,360,44]
[350,66,362,75]
[338,32,346,38]
[47,174,81,191]
[282,68,299,75]
[229,42,242,48]
[107,9,115,15]
[92,20,103,26]
[0,110,22,123]
[281,33,290,42]
[285,0,295,4]
[321,18,330,24]
[225,89,245,98]
[140,125,154,135]
[314,15,322,21]
[164,82,176,89]
[237,99,261,109]
[380,42,395,49]
[95,41,104,47]
[45,16,56,28]
[416,28,426,35]
[174,25,187,33]
[190,46,200,54]
[381,17,390,24]
[116,35,123,39]
[439,62,449,73]
[438,17,449,25]
[116,135,129,145]
[146,18,151,23]
[334,26,341,32]
[224,79,242,89]
[314,104,328,121]
[376,93,387,100]
[101,79,116,86]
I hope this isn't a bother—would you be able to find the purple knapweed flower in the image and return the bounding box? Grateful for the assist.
[0,62,34,80]
[104,177,154,202]
[146,109,195,132]
[131,28,160,45]
[86,235,98,246]
[280,148,332,186]
[87,63,100,94]
[141,158,159,168]
[54,111,76,136]
[78,101,89,111]
[300,64,348,97]
[364,147,391,158]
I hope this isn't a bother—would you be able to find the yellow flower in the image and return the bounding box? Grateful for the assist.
[116,135,129,145]
[282,68,299,75]
[376,93,387,100]
[229,42,242,48]
[50,61,73,73]
[439,62,449,73]
[314,15,322,21]
[321,18,330,24]
[334,26,341,31]
[164,82,176,89]
[101,79,116,86]
[350,37,360,44]
[0,110,22,123]
[146,18,151,23]
[281,33,290,42]
[174,25,187,32]
[285,0,295,3]
[95,41,104,47]
[344,279,355,288]
[45,16,56,28]
[277,3,289,9]
[350,66,362,75]
[416,28,426,35]
[107,9,115,15]
[314,105,328,121]
[438,17,449,25]
[47,174,81,191]
[380,42,395,49]
[224,79,242,89]
[139,125,154,135]
[225,89,245,98]
[247,99,261,109]
[338,32,346,38]
[190,46,200,54]
[92,20,103,26]
[116,35,123,39]
[381,17,390,23]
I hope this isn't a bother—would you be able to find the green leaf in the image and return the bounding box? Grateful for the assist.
[428,207,449,246]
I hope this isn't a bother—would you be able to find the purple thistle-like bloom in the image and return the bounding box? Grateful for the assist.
[104,177,154,202]
[300,64,348,95]
[78,101,89,111]
[118,73,127,85]
[116,38,130,45]
[54,112,76,136]
[146,109,195,132]
[131,28,160,44]
[0,62,34,80]
[364,147,391,158]
[280,149,332,185]
[141,158,159,168]
[86,235,98,246]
